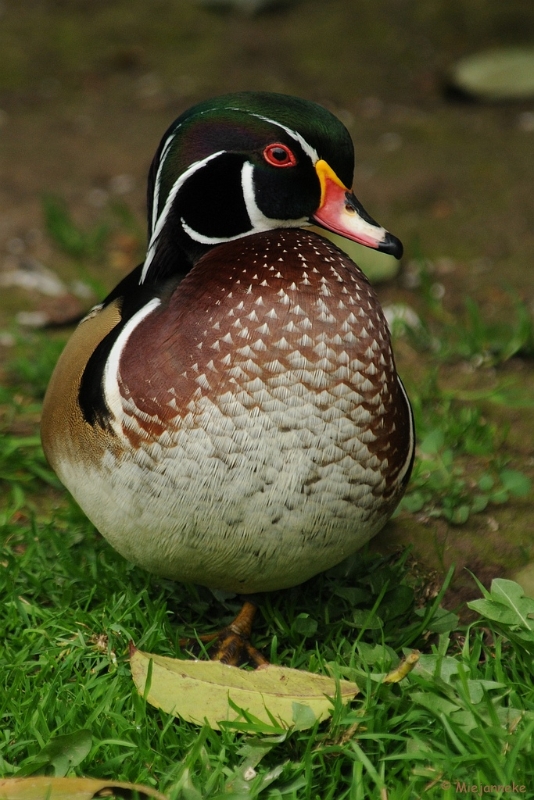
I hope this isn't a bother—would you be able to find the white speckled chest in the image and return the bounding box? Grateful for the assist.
[52,230,413,593]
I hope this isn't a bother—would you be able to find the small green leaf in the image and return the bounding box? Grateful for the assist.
[468,679,506,702]
[333,586,368,605]
[441,449,454,468]
[478,474,494,492]
[450,504,470,525]
[425,608,459,634]
[490,489,509,504]
[468,579,534,633]
[491,579,534,627]
[400,491,426,513]
[346,610,383,630]
[499,469,532,497]
[411,691,460,717]
[468,598,520,626]
[291,702,317,731]
[449,708,479,734]
[292,614,318,637]
[471,494,489,514]
[16,730,92,778]
[381,585,414,620]
[356,642,396,667]
[419,429,444,455]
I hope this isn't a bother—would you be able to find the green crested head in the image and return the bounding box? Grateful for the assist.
[141,91,401,283]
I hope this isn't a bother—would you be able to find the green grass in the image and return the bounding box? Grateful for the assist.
[399,369,531,524]
[0,475,532,795]
[2,488,534,797]
[390,263,533,524]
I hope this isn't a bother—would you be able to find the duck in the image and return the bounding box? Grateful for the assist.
[41,92,414,665]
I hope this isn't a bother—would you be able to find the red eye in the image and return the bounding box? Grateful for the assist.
[263,143,297,168]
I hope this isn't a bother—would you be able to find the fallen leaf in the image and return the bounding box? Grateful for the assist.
[0,777,167,800]
[16,729,92,778]
[450,47,534,100]
[130,649,358,730]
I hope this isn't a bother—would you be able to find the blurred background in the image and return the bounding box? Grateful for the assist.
[1,0,533,602]
[0,0,533,301]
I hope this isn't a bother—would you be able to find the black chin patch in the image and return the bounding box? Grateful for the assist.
[178,153,251,240]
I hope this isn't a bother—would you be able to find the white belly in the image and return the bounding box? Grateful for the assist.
[58,393,389,593]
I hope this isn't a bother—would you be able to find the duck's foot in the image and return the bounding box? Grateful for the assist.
[179,600,268,668]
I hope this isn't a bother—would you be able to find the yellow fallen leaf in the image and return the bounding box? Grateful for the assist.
[130,649,359,730]
[0,777,167,800]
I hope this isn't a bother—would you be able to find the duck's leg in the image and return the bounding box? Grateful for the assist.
[212,601,268,667]
[180,599,268,668]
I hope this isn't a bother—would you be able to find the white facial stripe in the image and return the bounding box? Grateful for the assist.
[180,218,251,246]
[236,109,319,164]
[141,150,226,283]
[241,161,308,232]
[103,298,161,431]
[151,133,177,234]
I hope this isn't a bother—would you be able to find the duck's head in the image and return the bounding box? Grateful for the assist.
[141,91,402,283]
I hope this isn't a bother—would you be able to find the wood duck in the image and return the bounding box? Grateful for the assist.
[41,92,414,664]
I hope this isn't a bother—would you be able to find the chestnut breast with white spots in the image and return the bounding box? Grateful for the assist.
[74,230,413,592]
